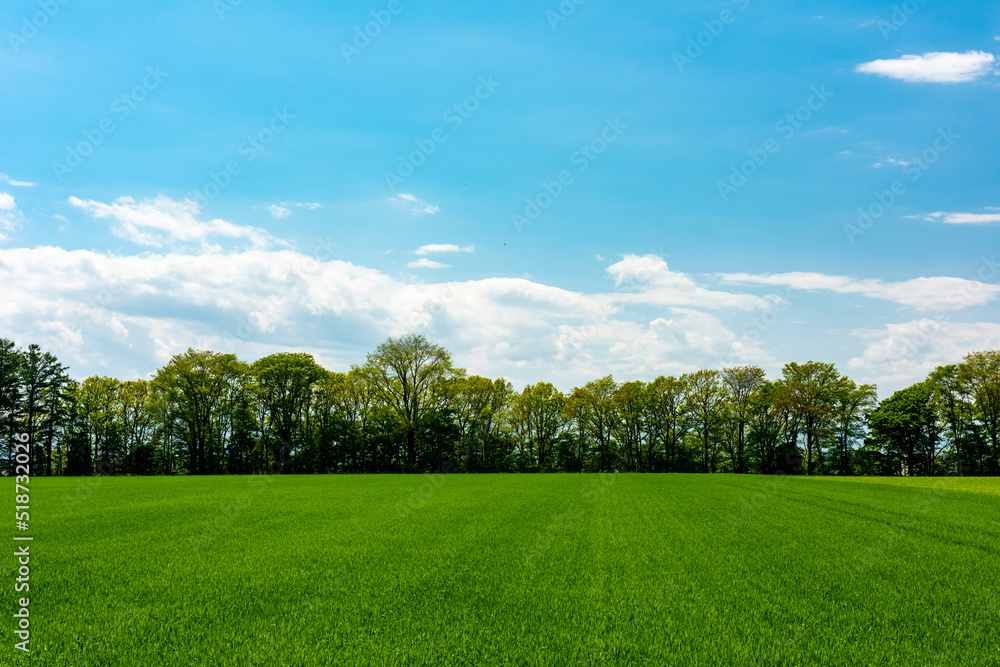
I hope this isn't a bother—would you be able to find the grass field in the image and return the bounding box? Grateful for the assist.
[6,473,1000,666]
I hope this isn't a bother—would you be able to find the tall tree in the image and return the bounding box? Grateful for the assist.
[565,375,618,472]
[683,369,723,472]
[252,352,326,470]
[782,361,840,475]
[39,363,72,476]
[722,365,766,474]
[62,380,93,476]
[770,381,804,473]
[119,380,155,474]
[830,378,877,475]
[957,350,1000,475]
[18,345,67,476]
[869,382,940,476]
[363,334,460,471]
[611,381,647,472]
[0,339,23,474]
[928,365,981,475]
[452,375,513,472]
[746,380,785,473]
[646,375,689,473]
[151,349,244,475]
[76,376,123,472]
[331,368,379,472]
[509,382,566,472]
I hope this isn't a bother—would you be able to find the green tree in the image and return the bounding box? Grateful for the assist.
[611,380,648,472]
[332,368,379,472]
[509,382,566,472]
[62,380,94,476]
[830,378,877,475]
[151,349,245,475]
[957,350,1000,475]
[782,361,840,475]
[746,380,785,473]
[0,338,22,474]
[76,376,123,472]
[721,365,766,474]
[452,375,513,472]
[646,375,689,473]
[119,380,155,474]
[770,381,804,473]
[39,363,73,476]
[565,375,618,472]
[683,369,723,472]
[363,334,460,471]
[869,382,940,476]
[928,365,981,475]
[252,352,326,471]
[18,344,68,475]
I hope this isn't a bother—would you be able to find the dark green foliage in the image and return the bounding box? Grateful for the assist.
[869,382,941,476]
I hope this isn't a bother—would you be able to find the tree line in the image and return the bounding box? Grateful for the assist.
[0,334,997,477]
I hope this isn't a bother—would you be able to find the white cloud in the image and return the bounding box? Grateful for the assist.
[609,254,781,311]
[856,51,996,83]
[21,203,988,393]
[0,192,24,243]
[922,210,1000,225]
[717,271,999,311]
[407,258,450,269]
[266,204,291,219]
[389,193,439,215]
[849,319,1000,389]
[265,202,320,218]
[414,244,475,255]
[0,235,781,389]
[69,195,283,250]
[0,174,36,187]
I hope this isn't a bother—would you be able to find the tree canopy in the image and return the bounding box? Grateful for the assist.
[1,336,997,478]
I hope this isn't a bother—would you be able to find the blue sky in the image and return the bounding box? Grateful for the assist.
[1,0,998,395]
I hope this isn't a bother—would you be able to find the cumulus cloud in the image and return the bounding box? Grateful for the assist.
[609,254,782,311]
[849,319,1000,388]
[389,193,439,215]
[718,271,999,311]
[69,195,283,250]
[407,258,450,269]
[414,244,475,255]
[0,239,781,388]
[920,209,1000,225]
[856,51,996,83]
[10,205,989,392]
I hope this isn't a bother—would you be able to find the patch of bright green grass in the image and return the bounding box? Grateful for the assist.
[5,474,999,665]
[807,474,1000,496]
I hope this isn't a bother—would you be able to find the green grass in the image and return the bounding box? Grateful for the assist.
[6,473,1000,666]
